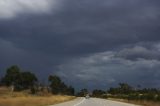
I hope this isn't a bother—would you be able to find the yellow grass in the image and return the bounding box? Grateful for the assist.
[128,100,160,106]
[0,87,76,106]
[108,98,160,106]
[0,95,75,106]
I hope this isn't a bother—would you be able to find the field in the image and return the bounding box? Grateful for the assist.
[108,98,160,106]
[0,87,75,106]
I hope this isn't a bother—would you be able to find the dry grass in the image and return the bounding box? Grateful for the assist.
[108,98,160,106]
[0,95,75,106]
[0,87,76,106]
[128,100,160,106]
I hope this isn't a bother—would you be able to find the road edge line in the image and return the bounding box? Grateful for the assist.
[74,98,85,106]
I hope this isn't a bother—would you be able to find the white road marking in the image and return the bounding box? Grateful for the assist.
[73,98,86,106]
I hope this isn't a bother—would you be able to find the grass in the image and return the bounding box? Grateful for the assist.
[0,87,76,106]
[108,98,160,106]
[0,95,75,106]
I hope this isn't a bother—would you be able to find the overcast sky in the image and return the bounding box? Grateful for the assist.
[0,0,160,90]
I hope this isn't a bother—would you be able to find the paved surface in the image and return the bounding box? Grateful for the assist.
[51,98,140,106]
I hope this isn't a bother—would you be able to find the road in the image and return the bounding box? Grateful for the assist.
[51,98,140,106]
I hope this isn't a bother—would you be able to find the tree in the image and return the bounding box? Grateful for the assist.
[66,86,75,95]
[20,72,38,89]
[49,75,62,94]
[107,83,133,95]
[108,87,120,95]
[1,65,38,91]
[76,89,88,97]
[119,83,133,94]
[48,75,74,95]
[0,77,2,86]
[92,89,106,97]
[1,65,21,86]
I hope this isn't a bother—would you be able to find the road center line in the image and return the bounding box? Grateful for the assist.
[74,98,85,106]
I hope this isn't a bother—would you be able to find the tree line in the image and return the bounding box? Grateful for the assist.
[75,83,160,102]
[107,83,160,101]
[1,65,160,102]
[91,83,160,102]
[0,65,74,95]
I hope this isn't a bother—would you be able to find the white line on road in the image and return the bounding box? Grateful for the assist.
[73,98,85,106]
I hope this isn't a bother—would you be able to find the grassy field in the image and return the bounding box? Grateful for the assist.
[0,87,76,106]
[108,98,160,106]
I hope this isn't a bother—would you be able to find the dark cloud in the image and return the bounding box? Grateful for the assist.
[56,48,160,90]
[0,0,160,89]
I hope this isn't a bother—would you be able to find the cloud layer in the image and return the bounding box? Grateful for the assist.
[0,0,59,19]
[0,0,160,89]
[56,45,160,90]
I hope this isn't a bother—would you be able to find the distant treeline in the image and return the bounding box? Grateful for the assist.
[1,65,160,102]
[91,83,160,102]
[107,83,160,101]
[75,81,160,102]
[76,84,160,102]
[0,65,74,96]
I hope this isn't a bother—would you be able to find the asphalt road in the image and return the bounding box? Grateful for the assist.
[51,98,140,106]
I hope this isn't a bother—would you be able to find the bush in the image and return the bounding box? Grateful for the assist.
[30,87,36,94]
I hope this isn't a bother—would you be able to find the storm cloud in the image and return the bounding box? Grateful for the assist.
[0,0,160,89]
